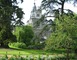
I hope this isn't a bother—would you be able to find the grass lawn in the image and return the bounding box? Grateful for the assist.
[0,48,67,60]
[0,48,66,55]
[0,48,75,59]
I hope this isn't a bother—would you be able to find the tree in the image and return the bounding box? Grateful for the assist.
[41,0,77,16]
[45,13,77,59]
[13,25,34,46]
[0,0,24,47]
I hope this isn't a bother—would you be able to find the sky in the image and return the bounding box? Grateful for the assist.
[19,0,42,24]
[19,0,77,24]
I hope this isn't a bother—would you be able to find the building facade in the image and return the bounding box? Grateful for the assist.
[28,2,52,43]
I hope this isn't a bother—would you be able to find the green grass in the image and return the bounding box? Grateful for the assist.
[0,43,66,56]
[0,45,66,55]
[0,48,75,59]
[0,44,66,55]
[0,48,66,55]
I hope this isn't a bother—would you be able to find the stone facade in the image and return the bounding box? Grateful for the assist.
[28,3,52,43]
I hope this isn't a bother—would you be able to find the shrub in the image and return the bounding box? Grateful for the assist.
[27,43,45,49]
[0,54,75,60]
[10,42,26,49]
[27,44,42,49]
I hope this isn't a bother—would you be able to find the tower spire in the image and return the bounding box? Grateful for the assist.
[34,0,35,3]
[32,0,36,12]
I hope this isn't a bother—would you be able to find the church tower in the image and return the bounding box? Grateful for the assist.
[30,1,42,27]
[29,1,43,44]
[29,1,52,44]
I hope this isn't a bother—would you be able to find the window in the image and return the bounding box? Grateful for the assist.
[37,14,40,17]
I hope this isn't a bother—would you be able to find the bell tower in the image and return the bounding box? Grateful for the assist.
[30,0,42,27]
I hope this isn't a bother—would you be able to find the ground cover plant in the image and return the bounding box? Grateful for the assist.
[0,48,76,60]
[0,54,76,60]
[0,48,65,55]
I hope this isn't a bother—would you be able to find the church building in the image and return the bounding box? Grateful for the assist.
[28,2,52,43]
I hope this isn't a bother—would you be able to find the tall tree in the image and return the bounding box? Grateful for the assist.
[13,26,34,46]
[41,0,77,16]
[0,0,24,47]
[45,13,77,59]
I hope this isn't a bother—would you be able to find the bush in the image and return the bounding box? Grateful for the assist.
[27,43,45,49]
[10,42,26,49]
[0,55,74,60]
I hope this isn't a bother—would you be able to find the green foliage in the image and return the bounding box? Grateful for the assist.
[0,54,67,60]
[0,0,24,47]
[42,0,77,15]
[10,42,26,49]
[13,26,23,42]
[45,14,77,50]
[27,43,45,49]
[13,25,34,46]
[0,27,16,47]
[0,54,76,60]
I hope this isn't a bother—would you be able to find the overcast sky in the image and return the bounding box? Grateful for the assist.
[19,0,77,24]
[19,0,42,24]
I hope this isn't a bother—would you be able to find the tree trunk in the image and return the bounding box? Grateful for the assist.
[61,0,65,15]
[66,48,70,60]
